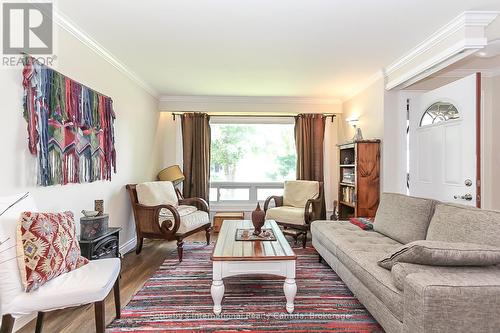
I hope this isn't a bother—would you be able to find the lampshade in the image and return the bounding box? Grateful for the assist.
[157,165,185,185]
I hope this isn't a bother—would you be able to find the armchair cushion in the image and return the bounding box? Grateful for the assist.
[0,192,37,314]
[283,180,319,208]
[265,206,305,226]
[159,208,209,234]
[136,181,178,207]
[8,258,120,316]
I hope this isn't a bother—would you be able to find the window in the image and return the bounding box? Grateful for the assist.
[420,102,459,126]
[209,117,296,203]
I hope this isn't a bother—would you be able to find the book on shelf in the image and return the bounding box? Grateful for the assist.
[341,186,356,204]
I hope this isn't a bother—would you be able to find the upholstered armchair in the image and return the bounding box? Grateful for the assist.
[126,181,211,262]
[264,180,323,248]
[0,193,121,333]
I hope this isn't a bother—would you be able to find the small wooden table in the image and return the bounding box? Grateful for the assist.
[213,212,245,232]
[210,220,297,315]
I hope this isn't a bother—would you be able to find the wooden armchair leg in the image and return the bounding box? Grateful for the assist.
[94,300,105,333]
[205,227,211,245]
[135,236,144,255]
[177,239,184,262]
[114,278,121,319]
[0,314,15,333]
[35,312,45,333]
[302,231,308,248]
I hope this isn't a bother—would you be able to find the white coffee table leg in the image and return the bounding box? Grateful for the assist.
[211,279,224,314]
[211,262,224,314]
[283,278,297,313]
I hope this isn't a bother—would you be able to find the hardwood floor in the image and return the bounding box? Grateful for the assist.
[17,232,210,333]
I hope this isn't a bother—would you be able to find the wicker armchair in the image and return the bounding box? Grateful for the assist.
[126,182,211,262]
[264,180,323,248]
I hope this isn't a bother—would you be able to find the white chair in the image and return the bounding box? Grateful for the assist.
[264,180,323,248]
[0,193,121,333]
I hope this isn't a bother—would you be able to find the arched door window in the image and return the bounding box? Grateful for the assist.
[420,102,460,126]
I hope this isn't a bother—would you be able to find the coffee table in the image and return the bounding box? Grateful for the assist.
[210,220,297,315]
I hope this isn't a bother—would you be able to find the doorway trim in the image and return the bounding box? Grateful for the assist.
[476,72,482,208]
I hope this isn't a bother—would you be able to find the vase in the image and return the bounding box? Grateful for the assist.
[251,203,266,235]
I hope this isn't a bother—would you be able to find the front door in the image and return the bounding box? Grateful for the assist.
[409,74,478,206]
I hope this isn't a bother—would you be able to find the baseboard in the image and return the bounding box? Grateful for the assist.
[119,237,137,256]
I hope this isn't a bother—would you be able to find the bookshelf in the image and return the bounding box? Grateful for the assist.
[337,140,381,219]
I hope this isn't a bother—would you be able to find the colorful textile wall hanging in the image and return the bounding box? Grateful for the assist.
[22,56,116,186]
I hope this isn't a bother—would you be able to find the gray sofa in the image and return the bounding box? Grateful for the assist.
[311,193,500,333]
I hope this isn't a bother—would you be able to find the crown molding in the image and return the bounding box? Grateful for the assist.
[158,95,342,108]
[385,11,499,76]
[51,7,159,98]
[433,65,500,78]
[341,70,384,102]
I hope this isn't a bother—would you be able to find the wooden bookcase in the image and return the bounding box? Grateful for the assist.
[337,140,380,219]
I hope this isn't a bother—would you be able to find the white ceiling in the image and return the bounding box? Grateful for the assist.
[57,0,500,99]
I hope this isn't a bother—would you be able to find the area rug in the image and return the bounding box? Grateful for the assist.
[107,243,383,332]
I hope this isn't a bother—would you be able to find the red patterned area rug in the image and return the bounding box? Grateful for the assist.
[107,243,384,333]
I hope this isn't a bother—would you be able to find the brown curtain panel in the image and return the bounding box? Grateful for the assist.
[295,113,326,218]
[181,113,211,201]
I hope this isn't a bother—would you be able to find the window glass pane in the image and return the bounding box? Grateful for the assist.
[420,102,459,126]
[219,188,249,201]
[210,123,296,182]
[257,188,284,201]
[209,188,218,201]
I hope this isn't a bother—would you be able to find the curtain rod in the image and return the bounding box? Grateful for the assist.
[171,112,337,122]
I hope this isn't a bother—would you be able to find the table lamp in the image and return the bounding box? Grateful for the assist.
[157,165,185,198]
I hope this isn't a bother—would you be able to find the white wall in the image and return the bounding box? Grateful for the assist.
[0,26,160,253]
[484,75,500,210]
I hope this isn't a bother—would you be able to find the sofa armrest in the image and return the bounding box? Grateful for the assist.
[403,269,500,333]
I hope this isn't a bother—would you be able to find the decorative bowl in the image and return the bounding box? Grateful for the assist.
[81,210,99,218]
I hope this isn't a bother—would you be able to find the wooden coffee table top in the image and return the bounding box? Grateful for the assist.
[211,220,296,261]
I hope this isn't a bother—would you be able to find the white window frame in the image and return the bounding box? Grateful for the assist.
[209,116,295,210]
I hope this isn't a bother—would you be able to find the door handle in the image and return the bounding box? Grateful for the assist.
[454,194,473,201]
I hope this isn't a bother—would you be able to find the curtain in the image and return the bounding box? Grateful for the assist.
[295,113,326,218]
[181,113,211,201]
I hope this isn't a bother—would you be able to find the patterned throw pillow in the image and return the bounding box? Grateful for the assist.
[17,211,89,292]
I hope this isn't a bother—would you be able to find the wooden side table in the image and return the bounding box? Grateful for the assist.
[79,227,122,260]
[213,212,244,233]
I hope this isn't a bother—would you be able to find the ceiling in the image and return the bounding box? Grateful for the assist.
[57,0,500,99]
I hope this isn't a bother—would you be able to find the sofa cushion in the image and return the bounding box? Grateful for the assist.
[265,206,305,225]
[17,211,89,292]
[378,240,500,270]
[0,192,37,314]
[136,181,178,207]
[311,221,402,256]
[373,193,437,244]
[283,180,319,208]
[311,221,404,320]
[426,203,500,247]
[391,262,500,291]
